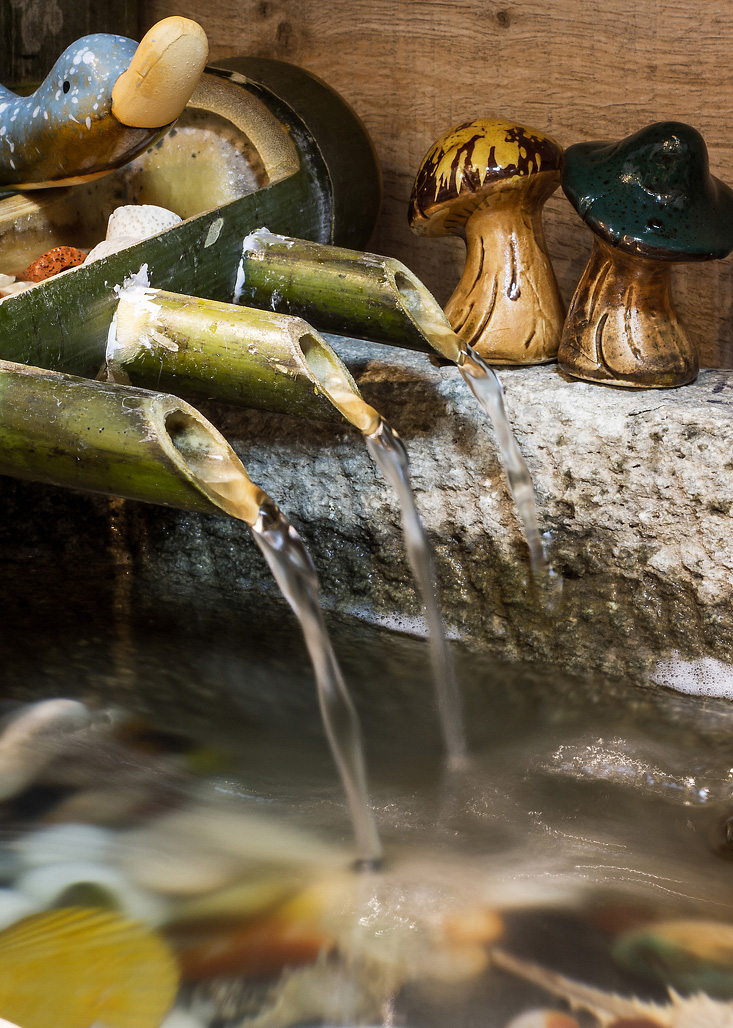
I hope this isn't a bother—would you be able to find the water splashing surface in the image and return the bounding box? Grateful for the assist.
[250,497,382,867]
[365,419,466,764]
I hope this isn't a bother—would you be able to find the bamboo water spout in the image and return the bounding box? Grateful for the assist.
[235,230,550,582]
[0,358,267,522]
[110,287,380,433]
[110,285,464,757]
[0,357,382,864]
[236,229,464,362]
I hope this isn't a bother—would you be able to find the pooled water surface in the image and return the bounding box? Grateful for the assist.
[3,559,733,1027]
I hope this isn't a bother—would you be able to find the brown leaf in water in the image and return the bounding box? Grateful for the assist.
[169,912,332,980]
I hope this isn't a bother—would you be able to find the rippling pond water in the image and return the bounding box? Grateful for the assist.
[3,555,733,1027]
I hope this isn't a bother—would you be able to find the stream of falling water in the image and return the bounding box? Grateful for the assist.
[249,496,382,868]
[365,419,466,763]
[396,269,555,597]
[458,342,556,596]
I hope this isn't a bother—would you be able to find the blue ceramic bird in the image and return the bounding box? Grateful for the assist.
[0,16,208,190]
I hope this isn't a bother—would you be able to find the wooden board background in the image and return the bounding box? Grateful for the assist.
[5,0,731,364]
[4,0,732,363]
[139,0,733,367]
[0,0,137,89]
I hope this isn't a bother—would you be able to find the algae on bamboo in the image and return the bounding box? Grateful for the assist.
[236,229,463,362]
[110,286,380,433]
[0,358,266,523]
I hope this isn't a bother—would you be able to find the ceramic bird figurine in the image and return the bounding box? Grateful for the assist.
[0,16,208,190]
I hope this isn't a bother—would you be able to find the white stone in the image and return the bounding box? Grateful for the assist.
[15,822,113,868]
[84,204,181,264]
[16,860,169,923]
[0,700,93,801]
[106,204,182,241]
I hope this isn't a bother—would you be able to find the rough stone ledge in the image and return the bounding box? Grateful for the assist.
[2,337,733,685]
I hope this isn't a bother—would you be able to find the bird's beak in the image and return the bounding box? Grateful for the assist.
[111,16,208,129]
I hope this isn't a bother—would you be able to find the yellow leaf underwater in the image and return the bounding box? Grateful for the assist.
[0,907,179,1028]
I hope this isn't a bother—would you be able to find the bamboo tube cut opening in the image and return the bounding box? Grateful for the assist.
[239,229,464,364]
[163,408,265,525]
[392,267,463,363]
[113,283,378,430]
[187,74,299,187]
[298,332,380,434]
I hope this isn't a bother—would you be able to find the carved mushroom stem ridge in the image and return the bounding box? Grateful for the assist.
[445,200,565,365]
[558,236,698,388]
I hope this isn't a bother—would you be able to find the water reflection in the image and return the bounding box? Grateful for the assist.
[3,558,733,1026]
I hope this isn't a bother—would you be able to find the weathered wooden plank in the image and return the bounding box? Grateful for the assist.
[141,0,733,367]
[0,0,137,88]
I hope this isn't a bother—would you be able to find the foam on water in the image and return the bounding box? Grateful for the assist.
[650,654,733,698]
[346,605,464,641]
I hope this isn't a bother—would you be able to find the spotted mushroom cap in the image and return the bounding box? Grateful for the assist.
[408,117,563,237]
[562,121,733,261]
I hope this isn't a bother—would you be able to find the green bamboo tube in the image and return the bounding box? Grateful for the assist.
[0,56,382,379]
[236,229,464,364]
[110,287,381,434]
[0,358,267,524]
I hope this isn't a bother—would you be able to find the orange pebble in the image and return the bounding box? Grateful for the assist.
[19,246,87,282]
[440,906,503,946]
[504,1011,579,1028]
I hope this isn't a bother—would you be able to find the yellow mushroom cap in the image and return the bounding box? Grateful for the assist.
[408,117,562,237]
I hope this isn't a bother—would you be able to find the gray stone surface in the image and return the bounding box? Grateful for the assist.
[2,337,733,683]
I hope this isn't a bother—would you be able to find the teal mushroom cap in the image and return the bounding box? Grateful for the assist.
[562,121,733,261]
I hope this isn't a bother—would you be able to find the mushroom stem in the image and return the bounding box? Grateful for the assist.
[445,199,564,364]
[558,237,698,388]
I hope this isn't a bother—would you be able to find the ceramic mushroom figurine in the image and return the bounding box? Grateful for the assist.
[408,117,565,364]
[559,121,733,388]
[0,16,208,189]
